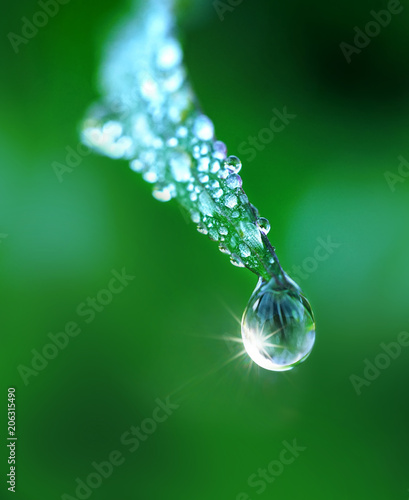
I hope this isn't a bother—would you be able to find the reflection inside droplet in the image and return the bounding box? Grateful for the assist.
[241,275,315,371]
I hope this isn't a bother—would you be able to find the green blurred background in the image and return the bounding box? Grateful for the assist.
[2,0,409,498]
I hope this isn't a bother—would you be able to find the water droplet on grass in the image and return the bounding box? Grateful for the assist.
[242,276,315,371]
[225,155,242,174]
[194,115,214,141]
[256,217,271,235]
[224,194,238,209]
[226,174,242,189]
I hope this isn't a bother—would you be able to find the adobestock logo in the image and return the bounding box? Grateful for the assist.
[237,107,296,163]
[52,143,92,183]
[17,268,135,386]
[340,0,404,63]
[61,397,179,500]
[384,155,409,192]
[61,451,125,500]
[236,439,306,500]
[349,331,409,395]
[8,0,72,54]
[290,236,341,282]
[213,0,244,21]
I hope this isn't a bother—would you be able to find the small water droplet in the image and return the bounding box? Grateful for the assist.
[198,174,209,184]
[224,194,238,209]
[230,254,245,268]
[225,155,242,174]
[140,150,156,167]
[163,68,185,93]
[143,171,158,183]
[152,183,176,202]
[226,173,242,189]
[241,276,315,371]
[190,192,198,202]
[198,157,210,172]
[240,193,249,204]
[218,243,231,255]
[132,115,151,142]
[156,40,182,71]
[239,243,251,258]
[191,211,201,224]
[176,127,187,139]
[130,159,144,172]
[166,137,178,147]
[218,169,229,180]
[193,115,214,141]
[197,224,208,235]
[199,191,215,216]
[213,141,227,160]
[103,121,123,139]
[210,160,220,173]
[250,204,260,218]
[257,217,271,235]
[152,137,164,149]
[169,150,191,182]
[193,145,201,159]
[238,221,263,247]
[141,77,159,101]
[212,188,223,199]
[208,228,219,241]
[219,226,228,236]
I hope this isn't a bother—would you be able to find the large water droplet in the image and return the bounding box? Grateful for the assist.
[241,276,315,371]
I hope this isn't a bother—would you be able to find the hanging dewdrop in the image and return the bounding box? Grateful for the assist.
[81,0,316,371]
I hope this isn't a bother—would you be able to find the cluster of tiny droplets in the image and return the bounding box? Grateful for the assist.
[80,0,317,372]
[81,0,273,278]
